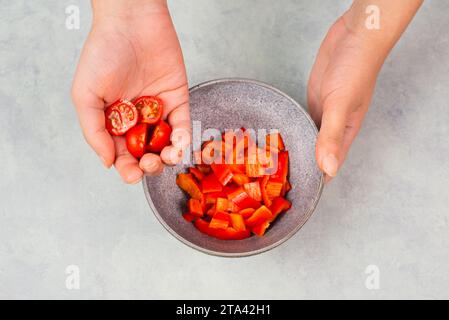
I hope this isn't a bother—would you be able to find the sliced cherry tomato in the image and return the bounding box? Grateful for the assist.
[125,123,148,159]
[105,100,138,136]
[133,96,163,125]
[146,120,172,153]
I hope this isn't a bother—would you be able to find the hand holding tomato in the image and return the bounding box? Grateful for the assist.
[71,0,191,184]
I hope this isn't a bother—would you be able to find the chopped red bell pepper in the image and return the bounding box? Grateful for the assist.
[238,208,255,219]
[232,173,250,185]
[228,163,246,174]
[215,197,229,212]
[265,180,283,199]
[268,197,292,221]
[189,167,204,181]
[188,198,203,217]
[179,130,291,240]
[211,163,234,186]
[266,132,285,151]
[243,181,262,201]
[182,213,196,222]
[227,187,261,210]
[196,164,211,174]
[209,212,230,229]
[201,173,223,194]
[213,227,251,240]
[251,221,270,236]
[176,173,203,201]
[230,213,246,231]
[245,205,273,227]
[270,151,289,183]
[259,175,272,207]
[205,191,227,205]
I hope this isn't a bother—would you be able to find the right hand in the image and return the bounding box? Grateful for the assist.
[72,0,191,184]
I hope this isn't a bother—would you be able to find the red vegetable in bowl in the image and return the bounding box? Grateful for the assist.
[176,130,292,240]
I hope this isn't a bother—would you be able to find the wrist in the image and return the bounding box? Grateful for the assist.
[92,0,167,23]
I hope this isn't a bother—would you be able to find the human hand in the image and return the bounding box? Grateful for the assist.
[308,0,422,182]
[307,17,378,182]
[72,0,190,184]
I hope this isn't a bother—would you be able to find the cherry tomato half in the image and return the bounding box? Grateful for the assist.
[105,100,138,136]
[146,120,172,153]
[133,96,163,125]
[126,123,148,159]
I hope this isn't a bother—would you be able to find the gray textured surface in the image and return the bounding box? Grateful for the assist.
[1,0,449,299]
[145,79,323,256]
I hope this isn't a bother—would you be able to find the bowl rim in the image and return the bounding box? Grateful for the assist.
[143,77,324,257]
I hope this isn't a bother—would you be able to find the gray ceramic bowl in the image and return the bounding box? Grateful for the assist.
[143,78,323,257]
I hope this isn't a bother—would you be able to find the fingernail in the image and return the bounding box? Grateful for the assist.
[100,156,109,169]
[322,154,338,177]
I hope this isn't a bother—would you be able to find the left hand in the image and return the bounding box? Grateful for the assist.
[307,17,381,182]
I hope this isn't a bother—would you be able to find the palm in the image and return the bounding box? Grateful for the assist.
[73,8,190,183]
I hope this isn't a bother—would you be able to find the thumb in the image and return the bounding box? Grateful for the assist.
[315,101,349,178]
[71,84,115,168]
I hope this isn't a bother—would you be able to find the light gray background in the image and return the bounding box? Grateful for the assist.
[1,0,448,299]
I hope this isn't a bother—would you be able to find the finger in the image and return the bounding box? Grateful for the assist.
[71,83,115,168]
[160,145,184,165]
[315,101,350,178]
[139,153,164,175]
[167,103,192,151]
[113,136,143,184]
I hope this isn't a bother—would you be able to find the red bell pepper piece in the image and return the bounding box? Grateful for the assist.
[182,213,196,222]
[215,197,229,212]
[245,205,273,227]
[265,180,283,199]
[211,163,234,186]
[259,175,272,207]
[228,164,246,174]
[251,221,270,236]
[196,164,211,174]
[205,191,227,205]
[238,208,255,219]
[189,167,204,181]
[232,173,250,185]
[270,151,289,183]
[227,187,261,210]
[230,213,246,231]
[213,227,251,240]
[268,197,292,221]
[243,181,262,201]
[176,173,203,201]
[209,212,231,229]
[266,132,285,151]
[201,173,223,193]
[188,198,203,217]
